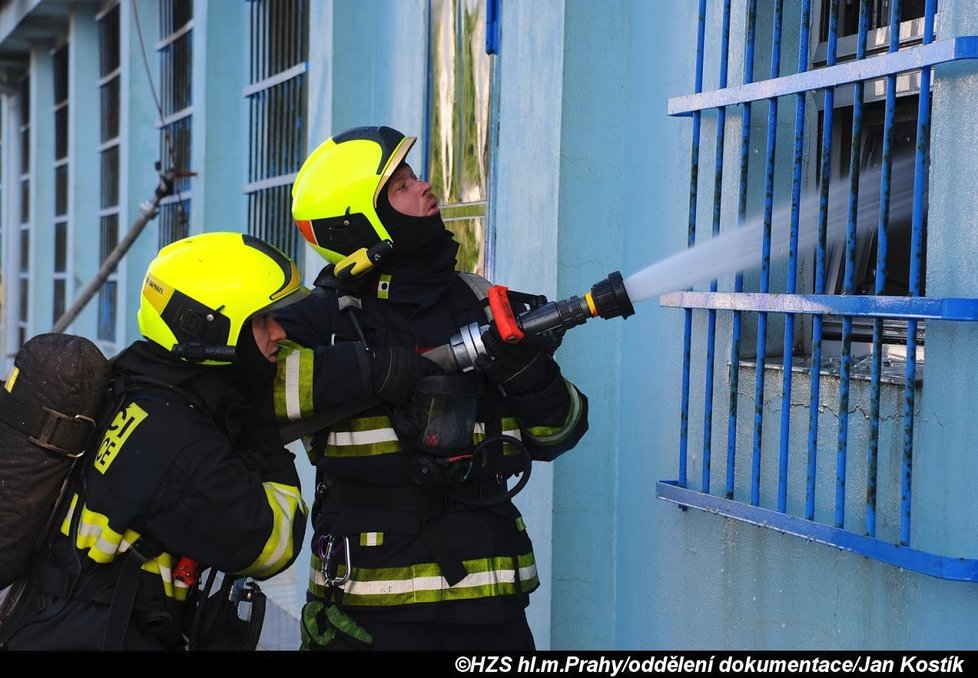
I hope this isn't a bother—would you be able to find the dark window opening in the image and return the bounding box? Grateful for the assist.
[819,0,931,43]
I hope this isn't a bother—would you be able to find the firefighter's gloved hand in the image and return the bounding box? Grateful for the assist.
[368,346,442,405]
[476,327,558,396]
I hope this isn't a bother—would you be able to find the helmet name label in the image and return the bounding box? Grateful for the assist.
[142,274,174,314]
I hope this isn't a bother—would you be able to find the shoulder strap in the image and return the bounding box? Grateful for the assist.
[116,374,204,411]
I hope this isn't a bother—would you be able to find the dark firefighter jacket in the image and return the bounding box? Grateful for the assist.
[273,269,588,624]
[3,341,306,650]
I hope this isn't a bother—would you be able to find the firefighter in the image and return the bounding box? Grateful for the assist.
[275,126,589,650]
[2,232,308,650]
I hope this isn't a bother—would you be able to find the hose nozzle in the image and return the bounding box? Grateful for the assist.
[586,271,635,320]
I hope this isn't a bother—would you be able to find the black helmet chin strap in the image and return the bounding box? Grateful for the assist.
[171,343,237,363]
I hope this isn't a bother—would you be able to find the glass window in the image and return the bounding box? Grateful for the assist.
[245,0,308,265]
[426,0,492,275]
[158,0,194,247]
[99,4,122,343]
[55,164,68,216]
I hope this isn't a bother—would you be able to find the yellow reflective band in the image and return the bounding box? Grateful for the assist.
[4,366,19,392]
[275,342,314,422]
[516,516,527,532]
[360,532,384,547]
[325,416,402,457]
[140,553,192,601]
[377,274,392,300]
[61,496,192,602]
[473,421,521,438]
[239,481,306,579]
[94,402,149,475]
[474,420,523,455]
[142,273,174,315]
[61,495,141,564]
[522,380,583,446]
[309,553,539,607]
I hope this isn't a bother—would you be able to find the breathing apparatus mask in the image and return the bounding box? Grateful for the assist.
[392,372,532,506]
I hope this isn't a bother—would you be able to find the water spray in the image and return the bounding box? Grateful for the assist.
[278,157,918,442]
[425,154,918,372]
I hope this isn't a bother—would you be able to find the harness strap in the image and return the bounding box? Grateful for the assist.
[102,539,161,650]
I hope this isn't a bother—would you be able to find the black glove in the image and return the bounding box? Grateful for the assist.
[475,327,558,396]
[368,346,442,405]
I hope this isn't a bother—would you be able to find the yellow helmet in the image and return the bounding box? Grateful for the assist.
[137,232,308,363]
[292,126,416,265]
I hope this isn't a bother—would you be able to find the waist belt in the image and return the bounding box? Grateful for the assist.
[318,477,507,514]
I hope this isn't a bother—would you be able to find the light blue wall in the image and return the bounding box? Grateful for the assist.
[120,0,166,347]
[545,0,978,650]
[917,1,978,553]
[490,0,568,649]
[67,3,101,338]
[191,0,246,238]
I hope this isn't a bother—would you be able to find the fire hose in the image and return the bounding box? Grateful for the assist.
[276,271,635,444]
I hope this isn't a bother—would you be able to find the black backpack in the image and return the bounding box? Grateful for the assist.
[0,334,266,650]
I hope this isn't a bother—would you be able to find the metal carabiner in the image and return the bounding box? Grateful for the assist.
[316,534,351,587]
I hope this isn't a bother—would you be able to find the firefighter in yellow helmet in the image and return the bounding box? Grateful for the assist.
[2,232,309,650]
[275,127,589,650]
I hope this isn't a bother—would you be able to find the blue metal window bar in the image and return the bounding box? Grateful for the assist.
[656,0,978,582]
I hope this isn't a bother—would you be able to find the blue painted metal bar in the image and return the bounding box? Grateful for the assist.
[485,0,499,55]
[835,5,868,527]
[656,481,978,583]
[901,0,937,547]
[867,0,899,538]
[659,292,978,321]
[750,0,782,502]
[801,0,838,517]
[727,0,757,499]
[679,0,708,489]
[669,36,978,116]
[774,0,812,508]
[702,0,732,494]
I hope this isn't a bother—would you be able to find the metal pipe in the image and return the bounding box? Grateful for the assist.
[805,0,839,520]
[702,0,732,494]
[679,0,708,491]
[866,0,898,537]
[774,0,812,508]
[900,0,937,546]
[51,170,174,334]
[727,0,757,499]
[753,0,783,504]
[835,0,879,530]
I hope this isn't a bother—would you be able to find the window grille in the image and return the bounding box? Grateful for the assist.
[98,3,121,343]
[16,75,29,351]
[656,0,978,581]
[51,44,68,325]
[157,0,192,247]
[244,0,308,266]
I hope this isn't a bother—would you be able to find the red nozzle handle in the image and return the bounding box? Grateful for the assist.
[488,285,525,343]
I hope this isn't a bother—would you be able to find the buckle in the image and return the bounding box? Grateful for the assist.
[28,407,96,458]
[316,534,351,587]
